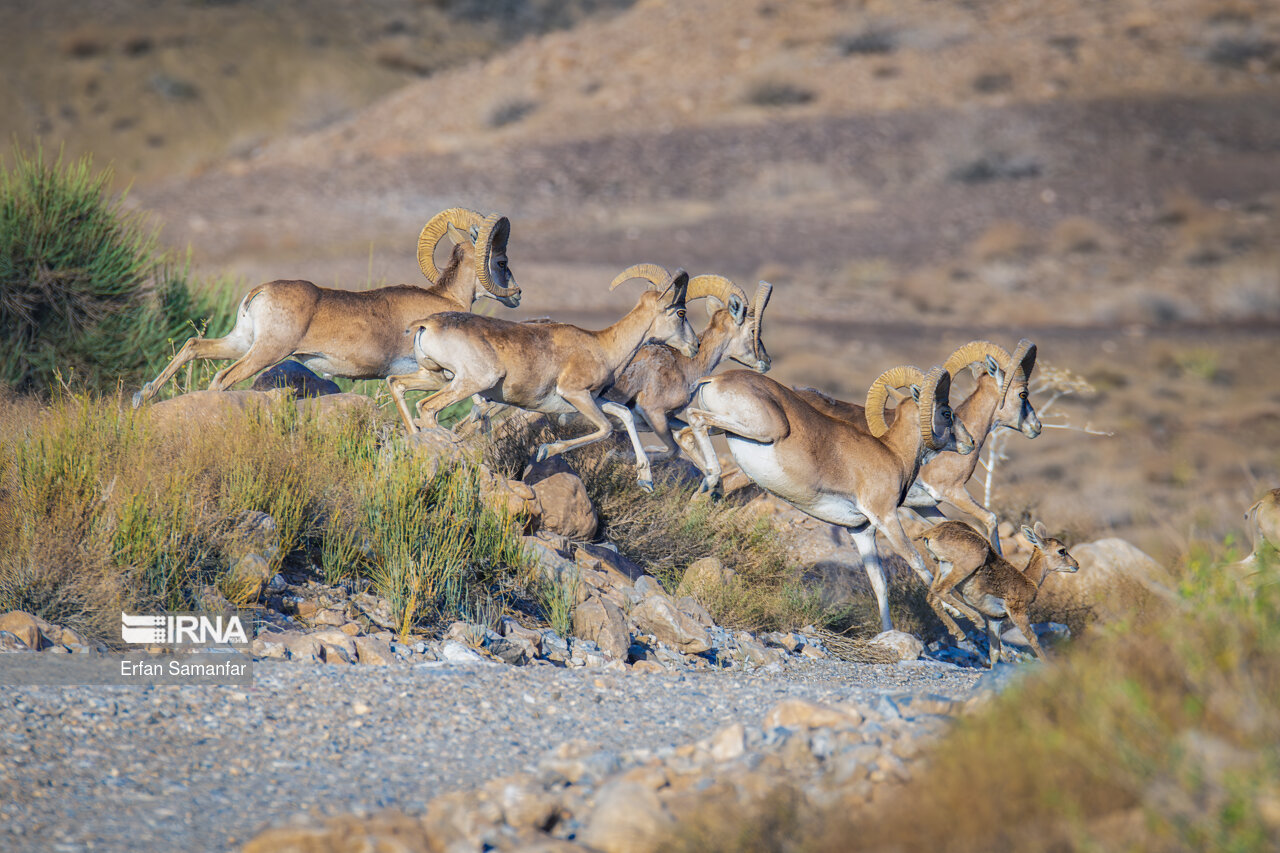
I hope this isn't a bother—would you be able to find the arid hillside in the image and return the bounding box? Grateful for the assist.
[5,0,1279,557]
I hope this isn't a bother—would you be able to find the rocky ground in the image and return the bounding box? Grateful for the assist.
[0,652,997,852]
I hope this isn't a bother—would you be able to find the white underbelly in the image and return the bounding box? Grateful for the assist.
[727,437,867,527]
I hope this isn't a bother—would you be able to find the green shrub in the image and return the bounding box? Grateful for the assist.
[0,144,234,395]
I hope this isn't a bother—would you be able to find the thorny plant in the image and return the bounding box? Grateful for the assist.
[981,362,1112,506]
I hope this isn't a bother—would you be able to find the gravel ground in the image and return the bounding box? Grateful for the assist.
[0,657,984,852]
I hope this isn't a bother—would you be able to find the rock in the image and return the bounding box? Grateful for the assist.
[267,573,287,592]
[250,360,339,397]
[572,595,631,661]
[630,660,665,674]
[226,554,272,603]
[354,635,395,665]
[479,472,542,524]
[522,457,597,540]
[492,776,561,832]
[1001,621,1070,650]
[312,608,348,627]
[579,780,675,853]
[870,630,924,662]
[0,611,47,651]
[405,427,469,478]
[523,535,577,585]
[1035,538,1177,625]
[633,576,665,599]
[229,511,279,561]
[734,632,783,666]
[676,596,714,628]
[763,699,864,730]
[294,393,377,427]
[708,722,746,762]
[0,630,34,652]
[629,595,711,654]
[440,640,486,663]
[575,543,646,586]
[146,389,287,433]
[675,556,736,603]
[487,635,535,666]
[540,741,622,786]
[284,632,324,662]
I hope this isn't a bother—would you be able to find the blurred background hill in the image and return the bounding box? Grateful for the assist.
[2,0,1278,557]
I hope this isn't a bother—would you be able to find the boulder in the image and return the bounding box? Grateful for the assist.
[294,393,377,427]
[405,427,469,477]
[0,630,33,652]
[629,595,710,654]
[0,611,48,651]
[250,360,340,397]
[146,389,287,433]
[353,635,395,665]
[579,780,675,853]
[523,457,597,541]
[1035,538,1177,625]
[676,556,736,603]
[763,698,864,730]
[869,630,924,662]
[572,595,631,661]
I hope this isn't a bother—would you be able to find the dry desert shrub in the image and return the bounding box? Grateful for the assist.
[0,392,531,645]
[661,548,1280,852]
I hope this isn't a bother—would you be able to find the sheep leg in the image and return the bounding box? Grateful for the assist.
[1007,607,1046,661]
[682,407,782,498]
[386,368,456,434]
[937,486,1003,555]
[207,339,298,392]
[848,523,893,633]
[636,407,680,459]
[535,390,620,465]
[672,425,713,475]
[600,401,655,492]
[133,334,250,406]
[986,618,1003,667]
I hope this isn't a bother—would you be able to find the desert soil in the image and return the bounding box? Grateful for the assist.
[0,658,982,852]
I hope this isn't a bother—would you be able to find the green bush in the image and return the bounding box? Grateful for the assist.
[0,144,233,395]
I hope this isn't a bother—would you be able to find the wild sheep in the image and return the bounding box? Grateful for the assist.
[133,208,519,406]
[387,268,699,490]
[921,520,1079,666]
[681,365,974,632]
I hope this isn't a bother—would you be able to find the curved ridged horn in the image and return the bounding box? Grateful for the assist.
[1001,339,1037,402]
[751,281,772,361]
[474,214,519,298]
[609,263,671,291]
[687,274,747,311]
[865,365,925,438]
[942,341,1011,379]
[417,208,484,282]
[919,366,951,451]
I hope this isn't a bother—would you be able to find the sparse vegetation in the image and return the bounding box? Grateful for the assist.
[0,392,532,646]
[744,80,816,108]
[666,548,1280,852]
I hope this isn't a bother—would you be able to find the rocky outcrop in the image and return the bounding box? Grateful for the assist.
[250,360,340,397]
[522,457,597,541]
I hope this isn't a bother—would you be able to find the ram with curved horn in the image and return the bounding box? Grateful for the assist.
[132,208,521,406]
[592,264,772,464]
[793,339,1040,554]
[388,268,699,491]
[681,365,974,633]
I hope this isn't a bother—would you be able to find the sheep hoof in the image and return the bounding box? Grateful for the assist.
[534,444,551,463]
[637,478,654,494]
[131,390,145,409]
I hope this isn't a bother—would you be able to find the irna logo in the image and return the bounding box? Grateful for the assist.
[120,612,249,646]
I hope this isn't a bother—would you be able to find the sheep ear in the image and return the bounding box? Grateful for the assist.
[1034,520,1049,540]
[1021,524,1043,547]
[704,295,725,320]
[727,294,747,325]
[985,355,1001,377]
[445,223,467,246]
[910,384,921,403]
